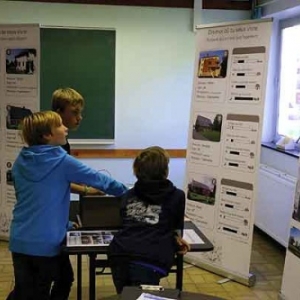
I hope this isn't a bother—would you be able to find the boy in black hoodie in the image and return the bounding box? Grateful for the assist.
[108,146,189,294]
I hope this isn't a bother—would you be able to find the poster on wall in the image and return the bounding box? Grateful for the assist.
[0,24,40,239]
[184,19,272,285]
[281,163,300,299]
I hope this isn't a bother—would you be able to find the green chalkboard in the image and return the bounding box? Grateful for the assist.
[40,27,115,140]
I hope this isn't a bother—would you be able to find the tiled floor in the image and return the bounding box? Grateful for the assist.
[0,228,285,300]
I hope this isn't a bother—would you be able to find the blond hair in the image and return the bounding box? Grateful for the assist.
[21,111,62,146]
[133,146,169,180]
[51,88,84,112]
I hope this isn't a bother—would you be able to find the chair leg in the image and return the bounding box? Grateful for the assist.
[77,254,82,300]
[89,253,97,300]
[176,254,183,291]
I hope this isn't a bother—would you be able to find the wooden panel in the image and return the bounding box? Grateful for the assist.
[203,0,252,10]
[71,149,187,158]
[13,0,252,9]
[18,0,194,8]
[257,0,272,5]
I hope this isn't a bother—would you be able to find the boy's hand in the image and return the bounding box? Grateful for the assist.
[71,222,80,229]
[175,236,191,255]
[87,187,106,195]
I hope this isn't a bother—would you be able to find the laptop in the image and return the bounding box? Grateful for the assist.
[78,195,123,230]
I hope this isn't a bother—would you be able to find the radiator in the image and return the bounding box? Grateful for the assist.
[256,164,297,247]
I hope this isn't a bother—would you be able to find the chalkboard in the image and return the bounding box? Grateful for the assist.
[40,27,115,141]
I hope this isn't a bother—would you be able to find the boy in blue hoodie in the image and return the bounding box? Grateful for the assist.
[7,111,127,300]
[108,146,190,294]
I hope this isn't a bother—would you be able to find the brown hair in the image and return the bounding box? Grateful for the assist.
[21,111,62,146]
[133,146,169,180]
[51,88,84,112]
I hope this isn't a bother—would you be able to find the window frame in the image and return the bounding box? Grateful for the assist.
[275,16,300,144]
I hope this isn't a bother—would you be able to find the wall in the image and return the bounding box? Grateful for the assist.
[0,1,250,188]
[0,1,196,148]
[261,148,298,177]
[262,0,300,18]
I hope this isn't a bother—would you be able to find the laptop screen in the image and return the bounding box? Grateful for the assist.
[79,195,122,229]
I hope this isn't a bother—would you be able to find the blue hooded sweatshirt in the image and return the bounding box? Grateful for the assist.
[9,145,127,257]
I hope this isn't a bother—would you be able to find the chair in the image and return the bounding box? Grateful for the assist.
[94,253,184,290]
[69,200,79,223]
[78,195,122,276]
[79,194,185,290]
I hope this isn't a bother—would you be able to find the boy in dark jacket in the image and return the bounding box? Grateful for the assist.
[51,87,104,300]
[108,146,189,294]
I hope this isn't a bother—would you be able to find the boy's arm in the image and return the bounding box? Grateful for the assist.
[67,221,79,230]
[70,183,105,195]
[175,236,191,255]
[174,190,190,254]
[65,156,128,196]
[174,190,186,233]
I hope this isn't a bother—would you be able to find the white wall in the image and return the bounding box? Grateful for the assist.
[260,148,298,178]
[0,1,251,188]
[0,1,195,149]
[262,0,300,18]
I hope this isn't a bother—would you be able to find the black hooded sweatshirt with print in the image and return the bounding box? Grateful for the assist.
[108,179,185,273]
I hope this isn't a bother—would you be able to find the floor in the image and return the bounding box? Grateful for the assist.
[0,228,285,300]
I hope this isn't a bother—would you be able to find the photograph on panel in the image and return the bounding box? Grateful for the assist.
[6,48,37,75]
[6,104,32,130]
[187,175,216,205]
[293,179,300,222]
[197,49,228,78]
[192,113,222,142]
[288,227,300,259]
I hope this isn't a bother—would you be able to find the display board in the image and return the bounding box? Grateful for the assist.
[184,18,272,286]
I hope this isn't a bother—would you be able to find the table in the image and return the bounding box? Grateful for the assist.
[64,221,213,300]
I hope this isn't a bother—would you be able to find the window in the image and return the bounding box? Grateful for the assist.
[277,23,300,141]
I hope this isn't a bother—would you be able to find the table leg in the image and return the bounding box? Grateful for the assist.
[89,253,97,300]
[176,254,183,291]
[77,254,82,300]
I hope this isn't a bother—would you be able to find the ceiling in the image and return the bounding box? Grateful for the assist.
[11,0,252,10]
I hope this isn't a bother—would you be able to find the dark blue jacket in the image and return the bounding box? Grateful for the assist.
[108,179,185,272]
